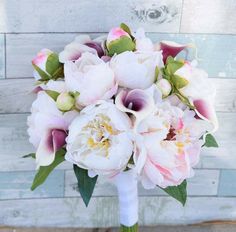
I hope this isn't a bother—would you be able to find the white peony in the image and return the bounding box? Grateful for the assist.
[110,51,163,89]
[64,52,117,107]
[65,101,134,176]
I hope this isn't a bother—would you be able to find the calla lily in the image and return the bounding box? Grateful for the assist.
[36,128,67,167]
[175,63,218,132]
[115,88,155,128]
[156,41,190,64]
[27,91,78,167]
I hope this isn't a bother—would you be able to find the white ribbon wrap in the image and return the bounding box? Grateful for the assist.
[114,170,138,227]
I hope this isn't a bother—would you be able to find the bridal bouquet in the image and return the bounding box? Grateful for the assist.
[25,23,218,231]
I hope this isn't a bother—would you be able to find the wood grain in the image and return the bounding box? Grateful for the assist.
[0,0,182,33]
[1,197,236,227]
[65,169,219,197]
[181,0,236,34]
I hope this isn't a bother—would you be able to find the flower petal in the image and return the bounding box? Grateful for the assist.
[115,89,155,127]
[193,98,219,132]
[36,129,66,167]
[158,41,189,64]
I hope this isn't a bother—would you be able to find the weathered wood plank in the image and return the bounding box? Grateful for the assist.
[0,112,234,171]
[218,170,236,196]
[6,33,236,78]
[0,170,64,200]
[0,0,182,33]
[0,79,35,114]
[181,0,236,34]
[0,34,4,79]
[65,169,219,197]
[1,197,236,227]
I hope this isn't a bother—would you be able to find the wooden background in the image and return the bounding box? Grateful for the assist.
[0,0,236,228]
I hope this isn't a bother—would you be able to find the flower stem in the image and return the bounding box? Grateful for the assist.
[120,223,138,232]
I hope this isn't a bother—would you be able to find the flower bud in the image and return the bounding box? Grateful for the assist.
[156,79,172,97]
[106,27,135,56]
[32,49,63,81]
[56,92,75,111]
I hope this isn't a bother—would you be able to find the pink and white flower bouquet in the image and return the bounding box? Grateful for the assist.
[25,23,219,231]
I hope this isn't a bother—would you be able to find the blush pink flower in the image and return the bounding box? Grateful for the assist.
[134,103,209,189]
[59,35,105,63]
[64,52,117,107]
[27,91,78,167]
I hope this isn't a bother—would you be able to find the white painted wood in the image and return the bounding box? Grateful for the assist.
[0,79,35,114]
[181,0,236,34]
[0,0,182,33]
[1,197,236,227]
[65,169,219,197]
[6,34,78,78]
[0,112,234,171]
[0,77,235,113]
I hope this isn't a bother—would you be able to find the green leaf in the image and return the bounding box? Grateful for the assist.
[172,74,189,89]
[167,60,184,74]
[22,153,36,159]
[204,134,219,147]
[120,23,132,35]
[174,91,194,110]
[45,90,60,101]
[46,53,61,76]
[73,165,98,207]
[32,63,51,81]
[31,148,65,191]
[154,66,159,82]
[160,180,187,206]
[52,65,64,79]
[107,36,135,56]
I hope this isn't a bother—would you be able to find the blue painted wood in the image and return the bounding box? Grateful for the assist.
[0,34,4,79]
[149,33,236,78]
[0,170,65,199]
[218,170,236,196]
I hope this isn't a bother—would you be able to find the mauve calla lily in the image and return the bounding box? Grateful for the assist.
[27,91,78,167]
[175,62,218,132]
[156,41,190,64]
[115,88,155,127]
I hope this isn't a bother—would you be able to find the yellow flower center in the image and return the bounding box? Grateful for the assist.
[82,114,119,157]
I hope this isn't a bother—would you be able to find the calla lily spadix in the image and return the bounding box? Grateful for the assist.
[115,88,155,129]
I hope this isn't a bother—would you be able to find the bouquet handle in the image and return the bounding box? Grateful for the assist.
[115,170,139,232]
